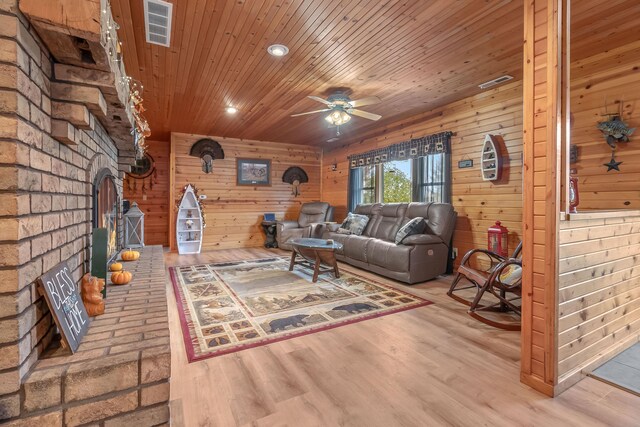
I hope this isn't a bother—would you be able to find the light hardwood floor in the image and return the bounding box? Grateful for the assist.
[164,248,640,427]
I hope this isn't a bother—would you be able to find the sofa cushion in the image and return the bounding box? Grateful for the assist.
[395,217,426,244]
[298,202,330,227]
[366,203,407,241]
[354,204,381,236]
[367,239,411,272]
[324,232,349,255]
[343,235,371,263]
[339,213,370,235]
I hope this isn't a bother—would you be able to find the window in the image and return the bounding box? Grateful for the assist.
[348,154,450,210]
[415,153,449,203]
[383,160,413,203]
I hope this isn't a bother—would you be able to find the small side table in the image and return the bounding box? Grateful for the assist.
[261,220,278,248]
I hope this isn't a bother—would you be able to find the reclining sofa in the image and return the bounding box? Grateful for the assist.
[322,202,456,284]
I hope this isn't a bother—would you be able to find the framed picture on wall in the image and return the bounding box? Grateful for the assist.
[237,158,271,186]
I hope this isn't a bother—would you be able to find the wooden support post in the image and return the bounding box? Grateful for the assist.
[521,0,564,397]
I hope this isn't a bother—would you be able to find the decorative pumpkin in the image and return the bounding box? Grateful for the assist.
[111,270,133,285]
[121,249,140,261]
[109,262,123,272]
[81,273,104,316]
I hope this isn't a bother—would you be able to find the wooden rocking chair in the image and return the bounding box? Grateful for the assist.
[447,242,523,330]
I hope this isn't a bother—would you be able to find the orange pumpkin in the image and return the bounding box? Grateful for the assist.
[121,249,140,261]
[111,270,132,285]
[109,262,123,272]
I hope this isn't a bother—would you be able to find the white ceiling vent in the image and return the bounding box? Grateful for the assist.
[144,0,173,47]
[478,75,514,90]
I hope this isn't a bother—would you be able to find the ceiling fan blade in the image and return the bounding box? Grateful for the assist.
[348,96,381,108]
[349,109,382,121]
[290,108,331,117]
[308,95,332,105]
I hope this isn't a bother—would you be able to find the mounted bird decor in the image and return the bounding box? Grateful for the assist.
[282,167,309,197]
[189,138,225,174]
[597,109,635,172]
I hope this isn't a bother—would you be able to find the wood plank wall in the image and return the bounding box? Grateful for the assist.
[571,40,640,210]
[123,139,171,246]
[557,212,640,391]
[321,81,524,266]
[170,133,322,250]
[520,0,560,397]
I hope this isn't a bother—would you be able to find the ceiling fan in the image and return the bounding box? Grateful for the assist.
[291,92,382,135]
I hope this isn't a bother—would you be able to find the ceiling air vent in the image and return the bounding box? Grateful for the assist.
[478,75,514,90]
[144,0,173,47]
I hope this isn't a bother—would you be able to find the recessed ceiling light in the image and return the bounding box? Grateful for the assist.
[267,44,289,57]
[225,106,237,114]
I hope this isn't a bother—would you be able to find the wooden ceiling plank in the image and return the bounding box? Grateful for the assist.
[187,0,305,127]
[245,0,520,143]
[210,0,417,136]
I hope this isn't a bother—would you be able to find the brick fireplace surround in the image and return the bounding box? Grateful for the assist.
[0,1,171,425]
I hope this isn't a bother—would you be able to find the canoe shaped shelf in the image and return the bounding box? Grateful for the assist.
[481,134,502,182]
[176,184,203,254]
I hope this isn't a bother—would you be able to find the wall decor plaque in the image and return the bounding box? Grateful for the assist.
[458,159,473,168]
[37,261,90,352]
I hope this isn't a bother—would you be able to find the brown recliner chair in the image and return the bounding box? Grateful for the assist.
[276,202,334,250]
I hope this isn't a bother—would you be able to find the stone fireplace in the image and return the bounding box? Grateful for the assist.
[0,1,170,424]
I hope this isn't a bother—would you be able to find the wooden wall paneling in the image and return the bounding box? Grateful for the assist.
[123,140,171,246]
[169,136,176,251]
[557,213,640,392]
[570,40,640,210]
[170,133,322,251]
[322,80,524,273]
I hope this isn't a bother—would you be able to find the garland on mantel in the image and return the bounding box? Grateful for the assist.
[348,131,452,169]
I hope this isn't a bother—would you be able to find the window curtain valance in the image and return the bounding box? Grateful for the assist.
[348,131,452,169]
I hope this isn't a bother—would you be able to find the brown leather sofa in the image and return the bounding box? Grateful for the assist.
[322,202,457,284]
[276,202,334,250]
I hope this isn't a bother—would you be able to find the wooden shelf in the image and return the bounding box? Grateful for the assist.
[480,134,502,182]
[176,185,203,254]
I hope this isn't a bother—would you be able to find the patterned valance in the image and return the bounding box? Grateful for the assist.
[348,131,452,169]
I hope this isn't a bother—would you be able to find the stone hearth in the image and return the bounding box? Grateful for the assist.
[5,246,170,426]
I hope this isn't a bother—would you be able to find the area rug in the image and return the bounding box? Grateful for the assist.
[169,257,432,362]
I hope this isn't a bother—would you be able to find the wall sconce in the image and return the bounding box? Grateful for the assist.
[189,138,224,174]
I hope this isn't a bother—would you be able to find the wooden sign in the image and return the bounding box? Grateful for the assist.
[37,261,90,352]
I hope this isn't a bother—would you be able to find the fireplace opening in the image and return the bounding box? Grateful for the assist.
[93,168,120,261]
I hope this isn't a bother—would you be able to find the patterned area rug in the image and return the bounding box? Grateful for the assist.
[169,257,433,362]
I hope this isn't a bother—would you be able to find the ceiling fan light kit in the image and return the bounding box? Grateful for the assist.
[292,92,382,136]
[325,110,351,126]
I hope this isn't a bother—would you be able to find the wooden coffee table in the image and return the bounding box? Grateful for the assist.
[288,238,343,282]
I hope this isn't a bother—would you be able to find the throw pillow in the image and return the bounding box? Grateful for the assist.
[338,213,370,236]
[395,217,426,245]
[499,264,522,285]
